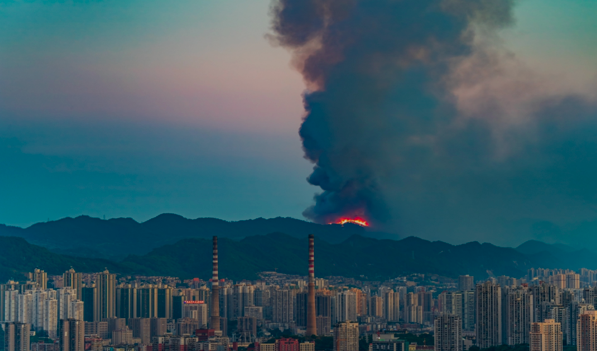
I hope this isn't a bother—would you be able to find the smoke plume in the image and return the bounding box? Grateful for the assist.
[270,0,597,244]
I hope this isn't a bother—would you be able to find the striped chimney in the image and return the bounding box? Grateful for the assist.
[210,236,220,331]
[306,234,317,336]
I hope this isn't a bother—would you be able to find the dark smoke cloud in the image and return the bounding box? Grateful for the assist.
[270,0,597,245]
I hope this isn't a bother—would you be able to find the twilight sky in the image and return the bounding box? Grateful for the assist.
[1,0,596,246]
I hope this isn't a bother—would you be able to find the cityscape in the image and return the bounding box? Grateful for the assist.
[2,2,596,351]
[1,235,596,351]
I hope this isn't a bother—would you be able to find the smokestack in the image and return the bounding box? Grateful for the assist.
[210,236,220,332]
[306,234,317,336]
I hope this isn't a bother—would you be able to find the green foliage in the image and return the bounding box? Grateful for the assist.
[0,236,128,282]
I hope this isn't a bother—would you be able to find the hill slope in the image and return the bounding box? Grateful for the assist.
[0,215,393,258]
[2,233,596,283]
[0,236,128,282]
[121,234,582,281]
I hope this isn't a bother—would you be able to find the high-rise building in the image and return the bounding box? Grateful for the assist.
[59,319,85,351]
[476,281,502,348]
[81,285,96,322]
[43,298,58,338]
[380,289,399,322]
[434,314,462,351]
[567,302,594,346]
[182,301,208,327]
[316,316,331,335]
[84,321,109,339]
[333,322,358,351]
[29,269,48,290]
[1,322,30,351]
[128,318,151,345]
[306,234,317,336]
[405,292,422,324]
[16,292,33,324]
[296,292,309,327]
[238,316,258,339]
[210,236,220,332]
[112,327,133,345]
[336,290,357,323]
[116,284,137,319]
[459,276,474,291]
[245,306,263,320]
[106,317,126,335]
[418,289,433,323]
[272,288,294,323]
[176,317,199,336]
[95,270,116,321]
[439,292,462,318]
[503,287,533,345]
[63,269,82,300]
[531,319,563,351]
[531,284,559,323]
[150,317,167,338]
[136,285,158,318]
[156,287,172,319]
[577,311,597,351]
[370,296,383,318]
[462,290,475,331]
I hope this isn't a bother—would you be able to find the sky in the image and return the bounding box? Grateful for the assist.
[1,0,596,246]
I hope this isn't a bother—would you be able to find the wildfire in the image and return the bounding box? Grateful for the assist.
[333,218,370,227]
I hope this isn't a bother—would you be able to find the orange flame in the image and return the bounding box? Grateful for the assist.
[332,218,370,227]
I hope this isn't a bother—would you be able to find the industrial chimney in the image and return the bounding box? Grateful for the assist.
[210,236,220,332]
[306,234,317,336]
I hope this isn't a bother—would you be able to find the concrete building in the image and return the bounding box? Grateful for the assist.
[300,342,315,351]
[129,318,151,345]
[244,306,263,320]
[150,317,168,338]
[336,290,357,323]
[567,302,594,346]
[43,298,58,338]
[29,269,48,290]
[503,287,533,345]
[272,289,294,324]
[370,296,383,318]
[531,319,563,351]
[462,291,475,331]
[84,321,109,339]
[578,311,597,351]
[176,317,199,336]
[530,285,559,323]
[112,327,133,345]
[63,269,82,300]
[1,322,30,351]
[333,322,359,351]
[116,284,137,319]
[238,316,258,340]
[459,276,474,291]
[316,316,331,335]
[182,301,208,328]
[95,270,116,321]
[59,319,85,351]
[476,282,502,348]
[434,314,462,351]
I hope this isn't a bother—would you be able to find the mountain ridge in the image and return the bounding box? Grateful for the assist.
[0,214,395,259]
